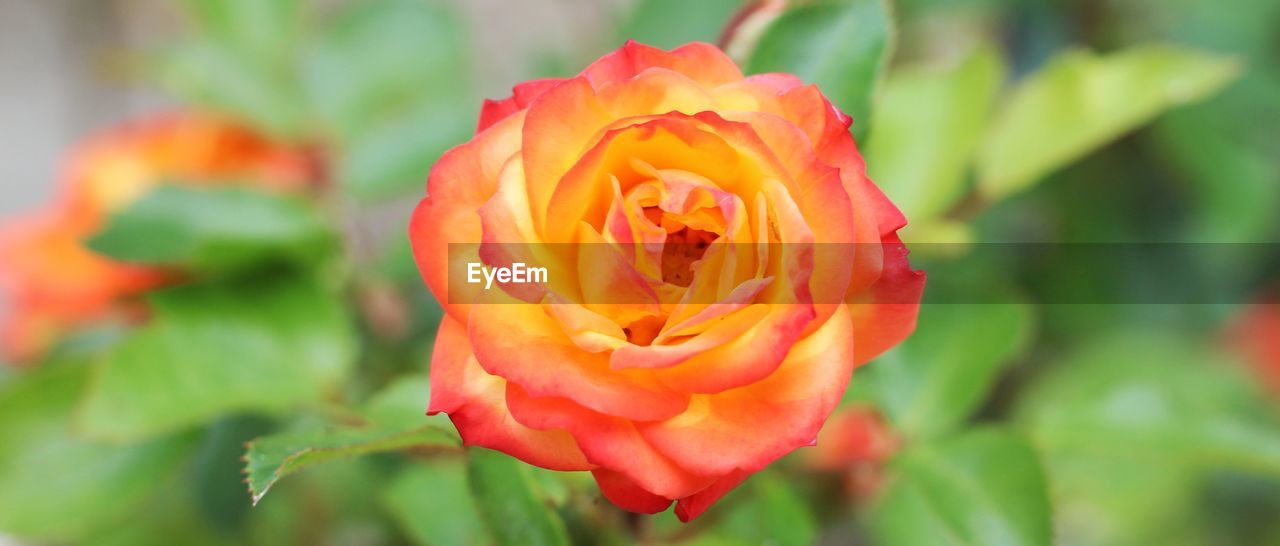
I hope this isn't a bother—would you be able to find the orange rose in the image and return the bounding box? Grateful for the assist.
[410,42,924,520]
[0,113,315,363]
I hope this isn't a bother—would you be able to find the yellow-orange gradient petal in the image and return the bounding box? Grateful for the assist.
[637,305,856,477]
[427,316,594,471]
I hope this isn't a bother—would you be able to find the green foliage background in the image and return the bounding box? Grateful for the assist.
[2,0,1279,544]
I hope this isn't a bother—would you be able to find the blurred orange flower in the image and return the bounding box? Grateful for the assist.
[1227,300,1280,396]
[411,42,923,520]
[805,405,898,497]
[0,113,316,364]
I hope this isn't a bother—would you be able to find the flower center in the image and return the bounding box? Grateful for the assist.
[661,226,716,287]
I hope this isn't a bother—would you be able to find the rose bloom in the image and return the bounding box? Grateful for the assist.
[411,42,924,520]
[0,113,314,364]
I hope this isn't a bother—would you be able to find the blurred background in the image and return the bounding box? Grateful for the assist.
[1,0,1278,545]
[0,0,629,215]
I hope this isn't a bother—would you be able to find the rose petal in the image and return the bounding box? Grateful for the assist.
[506,383,716,499]
[469,302,689,421]
[428,316,593,471]
[638,305,856,476]
[583,41,743,89]
[477,78,565,131]
[674,470,750,522]
[592,469,673,514]
[847,234,925,365]
[411,112,525,321]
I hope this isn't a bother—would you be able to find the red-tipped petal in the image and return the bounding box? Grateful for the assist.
[592,469,673,514]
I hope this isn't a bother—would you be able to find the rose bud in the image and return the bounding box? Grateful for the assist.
[1226,299,1280,397]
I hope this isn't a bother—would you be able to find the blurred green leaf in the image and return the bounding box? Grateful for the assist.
[153,39,305,138]
[1015,332,1280,545]
[0,361,193,541]
[869,428,1052,546]
[867,45,1005,220]
[617,0,744,49]
[978,45,1240,201]
[78,275,356,442]
[179,0,303,62]
[83,486,240,546]
[304,0,474,201]
[1151,106,1280,242]
[854,303,1034,439]
[192,416,274,536]
[334,99,472,201]
[1015,333,1280,545]
[362,375,449,431]
[88,186,335,274]
[1017,332,1280,477]
[747,0,894,142]
[713,471,817,546]
[245,425,456,505]
[467,448,571,546]
[162,0,305,137]
[383,458,491,546]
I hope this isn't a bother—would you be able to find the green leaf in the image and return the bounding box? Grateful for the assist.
[362,375,449,431]
[1015,332,1280,546]
[854,303,1034,438]
[179,0,303,62]
[467,448,571,546]
[866,45,1005,220]
[1152,106,1280,242]
[304,0,474,201]
[152,39,305,138]
[245,374,457,504]
[77,275,356,442]
[0,361,193,541]
[617,0,744,50]
[747,0,894,142]
[977,45,1240,201]
[88,186,334,274]
[245,424,457,505]
[713,471,817,546]
[162,0,305,137]
[383,459,491,546]
[1016,332,1280,476]
[869,428,1052,546]
[334,99,473,201]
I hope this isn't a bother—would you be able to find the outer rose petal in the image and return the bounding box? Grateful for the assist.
[674,471,750,522]
[505,384,716,499]
[411,111,525,321]
[477,78,565,132]
[592,469,673,514]
[847,234,926,365]
[638,305,857,476]
[428,316,593,471]
[583,41,743,89]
